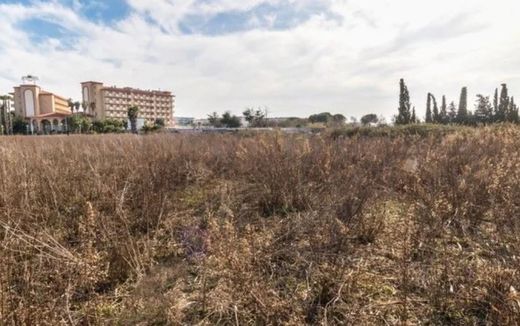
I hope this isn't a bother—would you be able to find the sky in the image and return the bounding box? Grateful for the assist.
[0,0,519,119]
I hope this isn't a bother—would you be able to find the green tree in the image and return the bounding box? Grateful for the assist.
[308,112,333,124]
[243,108,267,127]
[0,95,13,135]
[207,112,222,127]
[508,96,519,123]
[425,93,432,123]
[127,106,139,134]
[74,101,81,113]
[396,79,411,125]
[456,87,468,124]
[439,95,448,124]
[411,108,417,123]
[360,113,379,125]
[154,118,165,128]
[448,101,457,123]
[493,88,499,121]
[431,94,439,123]
[474,95,493,124]
[221,111,242,128]
[498,83,509,122]
[12,115,27,134]
[332,114,346,123]
[67,98,75,113]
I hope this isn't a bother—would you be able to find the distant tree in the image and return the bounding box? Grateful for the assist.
[243,108,267,127]
[309,112,333,124]
[411,108,417,124]
[74,101,81,113]
[493,88,499,120]
[66,114,91,133]
[332,114,346,124]
[474,95,493,124]
[92,118,127,133]
[448,101,457,123]
[360,113,379,125]
[67,98,75,113]
[439,95,448,124]
[431,94,439,123]
[127,106,139,134]
[425,93,432,123]
[456,87,468,124]
[207,112,223,128]
[0,96,10,135]
[154,118,166,128]
[508,96,519,123]
[12,115,27,134]
[396,79,412,125]
[221,111,242,128]
[498,83,510,123]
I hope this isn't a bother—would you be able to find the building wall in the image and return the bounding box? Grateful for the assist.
[13,84,72,121]
[13,85,41,117]
[39,94,54,115]
[53,95,70,114]
[81,81,175,126]
[81,82,104,118]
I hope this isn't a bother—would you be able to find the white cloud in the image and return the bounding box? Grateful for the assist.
[0,0,519,119]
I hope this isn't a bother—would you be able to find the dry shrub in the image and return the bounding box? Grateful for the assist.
[1,128,520,324]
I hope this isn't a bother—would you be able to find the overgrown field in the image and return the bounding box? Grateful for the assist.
[1,128,520,325]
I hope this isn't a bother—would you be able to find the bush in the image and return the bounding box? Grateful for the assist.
[1,129,520,324]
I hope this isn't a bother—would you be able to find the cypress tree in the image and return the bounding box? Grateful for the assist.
[493,88,499,121]
[396,79,412,125]
[411,107,417,123]
[431,94,439,123]
[425,93,432,123]
[456,87,468,124]
[439,95,448,124]
[509,96,519,123]
[498,83,509,122]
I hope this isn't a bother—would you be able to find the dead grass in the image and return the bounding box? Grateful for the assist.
[0,129,519,325]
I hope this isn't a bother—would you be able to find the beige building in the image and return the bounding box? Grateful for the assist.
[12,84,71,133]
[81,81,175,126]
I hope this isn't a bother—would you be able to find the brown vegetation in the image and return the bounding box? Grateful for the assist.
[1,128,519,324]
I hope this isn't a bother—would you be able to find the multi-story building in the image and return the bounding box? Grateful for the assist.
[12,84,71,133]
[81,81,175,126]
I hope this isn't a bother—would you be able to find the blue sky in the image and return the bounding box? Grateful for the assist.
[1,0,520,119]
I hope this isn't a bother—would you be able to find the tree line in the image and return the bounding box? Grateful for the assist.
[396,79,519,125]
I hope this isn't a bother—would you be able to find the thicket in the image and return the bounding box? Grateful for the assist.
[0,130,519,324]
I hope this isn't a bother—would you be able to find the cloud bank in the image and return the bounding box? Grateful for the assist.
[0,0,519,119]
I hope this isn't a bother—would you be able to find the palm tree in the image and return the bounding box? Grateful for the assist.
[74,101,81,114]
[0,95,13,135]
[67,98,74,113]
[81,101,87,113]
[127,106,139,134]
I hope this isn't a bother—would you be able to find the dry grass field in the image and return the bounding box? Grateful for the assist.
[1,128,520,325]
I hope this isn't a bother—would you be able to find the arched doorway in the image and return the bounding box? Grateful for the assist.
[41,119,51,134]
[52,119,59,133]
[31,120,39,134]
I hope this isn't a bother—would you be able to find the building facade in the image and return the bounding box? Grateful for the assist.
[81,82,175,126]
[12,84,71,133]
